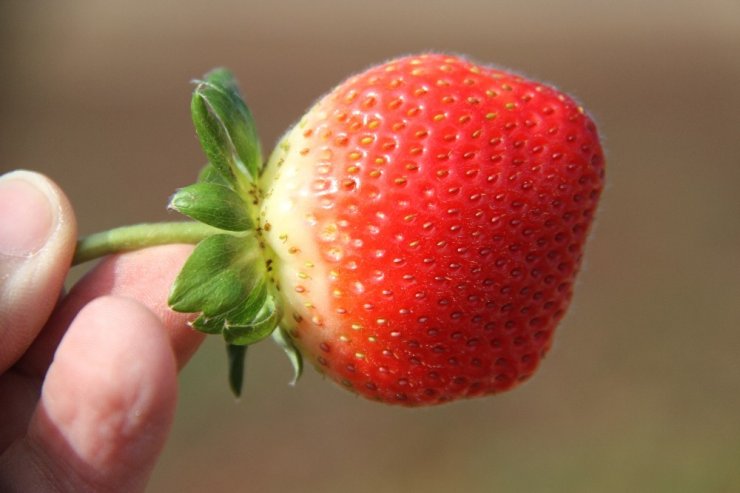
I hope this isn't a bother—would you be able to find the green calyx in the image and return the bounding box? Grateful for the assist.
[72,69,304,397]
[166,68,302,396]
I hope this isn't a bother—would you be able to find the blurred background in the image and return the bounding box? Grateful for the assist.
[2,1,739,491]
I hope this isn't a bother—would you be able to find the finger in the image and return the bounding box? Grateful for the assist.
[16,244,205,377]
[0,296,177,493]
[0,170,77,374]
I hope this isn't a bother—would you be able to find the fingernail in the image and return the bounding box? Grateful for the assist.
[0,171,57,257]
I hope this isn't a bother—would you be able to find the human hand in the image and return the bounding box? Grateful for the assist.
[0,170,204,492]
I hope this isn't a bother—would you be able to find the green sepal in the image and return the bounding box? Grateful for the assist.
[169,182,254,232]
[168,232,282,346]
[197,162,230,186]
[189,314,223,335]
[271,326,303,386]
[227,343,247,397]
[168,233,261,316]
[191,68,261,188]
[190,280,280,346]
[222,293,281,345]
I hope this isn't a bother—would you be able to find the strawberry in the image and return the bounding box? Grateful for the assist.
[258,53,605,405]
[74,54,604,406]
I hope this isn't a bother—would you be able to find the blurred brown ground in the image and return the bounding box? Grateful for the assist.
[1,1,739,492]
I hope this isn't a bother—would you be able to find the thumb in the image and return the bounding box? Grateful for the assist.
[0,296,178,493]
[0,170,77,373]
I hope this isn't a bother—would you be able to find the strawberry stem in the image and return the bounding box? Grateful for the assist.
[73,221,222,266]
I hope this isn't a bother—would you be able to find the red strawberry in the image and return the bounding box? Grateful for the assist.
[258,53,604,406]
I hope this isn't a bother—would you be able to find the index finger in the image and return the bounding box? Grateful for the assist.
[15,244,205,377]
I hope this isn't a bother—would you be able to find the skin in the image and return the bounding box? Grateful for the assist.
[0,170,204,492]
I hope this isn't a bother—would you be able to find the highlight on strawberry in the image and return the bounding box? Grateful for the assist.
[74,53,605,406]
